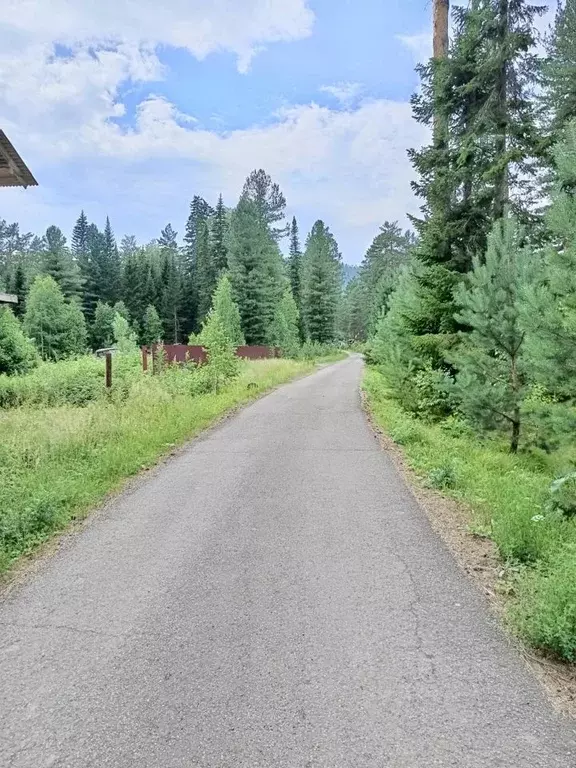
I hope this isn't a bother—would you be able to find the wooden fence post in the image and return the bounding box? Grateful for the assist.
[141,346,148,373]
[105,352,112,390]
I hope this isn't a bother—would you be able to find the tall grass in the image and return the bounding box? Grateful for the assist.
[363,367,576,662]
[0,358,313,572]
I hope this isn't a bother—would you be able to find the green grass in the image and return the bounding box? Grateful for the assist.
[0,358,314,573]
[363,367,576,662]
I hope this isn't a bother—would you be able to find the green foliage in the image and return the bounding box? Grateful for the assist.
[42,225,83,301]
[210,273,244,346]
[542,0,576,139]
[0,308,38,375]
[451,218,533,452]
[301,220,342,343]
[211,194,229,272]
[200,309,239,392]
[91,301,115,349]
[228,196,284,345]
[270,287,300,357]
[142,304,164,345]
[547,473,576,519]
[24,275,86,361]
[195,220,217,322]
[241,169,287,241]
[428,463,457,490]
[113,312,138,355]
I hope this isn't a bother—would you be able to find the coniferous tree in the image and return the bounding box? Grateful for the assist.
[301,221,342,343]
[160,253,183,343]
[195,220,217,323]
[0,307,38,375]
[64,300,88,356]
[452,217,532,452]
[210,274,244,346]
[182,196,214,334]
[9,265,27,318]
[543,0,576,140]
[200,304,239,391]
[42,226,83,302]
[120,235,138,260]
[288,217,302,317]
[228,197,284,345]
[270,287,300,357]
[101,217,121,305]
[142,305,164,345]
[158,223,178,253]
[242,170,288,241]
[71,211,89,265]
[211,194,229,272]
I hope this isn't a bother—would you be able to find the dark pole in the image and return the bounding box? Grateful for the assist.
[141,346,148,373]
[105,352,112,390]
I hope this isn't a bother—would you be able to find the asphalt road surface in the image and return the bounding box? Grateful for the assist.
[1,356,575,767]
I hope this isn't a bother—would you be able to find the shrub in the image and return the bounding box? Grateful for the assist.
[547,473,576,518]
[428,464,457,490]
[0,308,38,375]
[512,545,576,661]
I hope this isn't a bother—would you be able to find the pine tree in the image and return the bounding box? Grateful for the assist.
[241,170,288,241]
[42,225,83,302]
[210,274,244,346]
[23,276,80,360]
[91,301,116,349]
[195,220,217,323]
[0,307,38,375]
[452,217,532,452]
[142,305,164,345]
[228,197,284,345]
[211,194,229,272]
[270,287,300,357]
[301,221,342,343]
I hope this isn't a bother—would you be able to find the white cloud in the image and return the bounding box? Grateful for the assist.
[397,32,431,64]
[320,82,363,107]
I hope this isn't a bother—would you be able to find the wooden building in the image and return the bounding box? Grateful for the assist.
[0,130,37,189]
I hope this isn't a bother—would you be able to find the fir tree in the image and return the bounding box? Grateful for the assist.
[102,217,121,304]
[452,217,532,452]
[120,235,138,260]
[182,195,214,334]
[160,253,183,343]
[195,220,217,323]
[42,225,83,302]
[543,0,576,139]
[228,197,284,345]
[288,217,302,318]
[9,265,26,318]
[158,223,178,253]
[301,221,342,343]
[0,307,38,375]
[241,169,288,241]
[522,121,576,398]
[211,194,229,272]
[270,287,300,357]
[142,305,164,345]
[71,211,89,265]
[210,274,244,346]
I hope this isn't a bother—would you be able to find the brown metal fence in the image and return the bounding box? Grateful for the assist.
[142,344,280,371]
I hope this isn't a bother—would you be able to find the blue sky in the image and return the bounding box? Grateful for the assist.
[0,0,436,262]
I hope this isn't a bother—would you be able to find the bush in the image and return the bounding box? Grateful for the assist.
[428,463,457,490]
[513,545,576,661]
[0,308,38,375]
[547,473,576,518]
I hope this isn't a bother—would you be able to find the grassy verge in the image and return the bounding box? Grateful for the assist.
[0,358,314,573]
[363,367,576,662]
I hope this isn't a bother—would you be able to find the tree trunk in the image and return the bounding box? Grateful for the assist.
[494,0,509,220]
[433,0,450,60]
[511,410,520,454]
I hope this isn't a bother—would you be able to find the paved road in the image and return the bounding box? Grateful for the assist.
[1,356,575,767]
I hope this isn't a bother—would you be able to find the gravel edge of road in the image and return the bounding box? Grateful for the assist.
[360,387,576,721]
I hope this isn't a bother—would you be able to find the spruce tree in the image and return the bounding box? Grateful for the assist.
[270,287,300,357]
[0,307,38,375]
[160,253,183,343]
[71,211,89,265]
[228,197,284,345]
[210,274,244,346]
[158,223,178,253]
[10,265,26,318]
[102,217,121,305]
[142,305,164,345]
[120,235,138,260]
[241,169,288,241]
[211,194,229,272]
[301,221,342,343]
[452,217,532,452]
[182,196,214,334]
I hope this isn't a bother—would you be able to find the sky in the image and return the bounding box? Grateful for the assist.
[0,1,555,263]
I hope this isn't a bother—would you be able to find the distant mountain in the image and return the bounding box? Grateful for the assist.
[342,263,359,287]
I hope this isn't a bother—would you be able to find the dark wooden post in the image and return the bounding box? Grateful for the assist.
[105,352,112,390]
[141,346,148,373]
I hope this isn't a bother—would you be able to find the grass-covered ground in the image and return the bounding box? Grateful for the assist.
[363,367,576,663]
[0,357,317,573]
